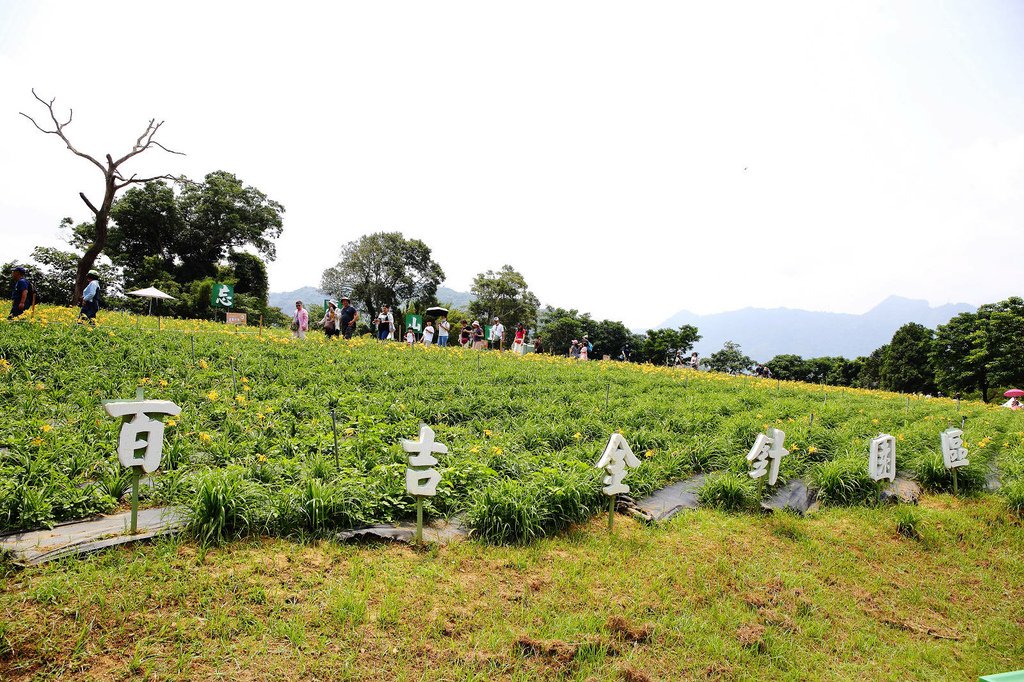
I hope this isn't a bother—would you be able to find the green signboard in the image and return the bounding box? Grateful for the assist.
[406,314,423,333]
[211,283,234,308]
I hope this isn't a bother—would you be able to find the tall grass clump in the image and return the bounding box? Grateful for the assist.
[697,472,758,511]
[894,506,922,540]
[465,479,545,544]
[1001,477,1024,516]
[187,468,268,545]
[810,457,876,506]
[910,450,987,495]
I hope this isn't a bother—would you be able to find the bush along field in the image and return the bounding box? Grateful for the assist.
[2,306,1024,545]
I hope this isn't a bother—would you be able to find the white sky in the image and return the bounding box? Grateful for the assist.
[1,1,1022,328]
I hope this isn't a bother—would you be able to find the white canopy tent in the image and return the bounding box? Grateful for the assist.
[126,286,176,327]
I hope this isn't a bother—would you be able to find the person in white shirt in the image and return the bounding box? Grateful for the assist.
[437,315,450,347]
[489,317,505,351]
[422,320,435,346]
[79,269,100,324]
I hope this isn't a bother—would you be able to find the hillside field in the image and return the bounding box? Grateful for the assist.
[0,307,1023,680]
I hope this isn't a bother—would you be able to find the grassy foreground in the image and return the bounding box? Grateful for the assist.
[2,497,1023,681]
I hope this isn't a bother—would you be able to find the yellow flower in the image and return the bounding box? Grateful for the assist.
[897,434,905,441]
[256,413,265,421]
[491,446,503,455]
[139,377,151,385]
[31,437,43,447]
[344,427,355,436]
[644,449,655,458]
[469,446,481,454]
[241,377,249,384]
[484,429,493,437]
[165,419,177,428]
[574,432,583,441]
[35,382,45,391]
[235,395,246,404]
[0,358,11,372]
[257,454,267,462]
[871,418,880,425]
[159,380,169,387]
[199,432,212,443]
[198,360,209,369]
[40,424,52,433]
[807,446,818,454]
[206,390,219,401]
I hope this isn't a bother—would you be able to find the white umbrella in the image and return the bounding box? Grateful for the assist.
[127,286,177,324]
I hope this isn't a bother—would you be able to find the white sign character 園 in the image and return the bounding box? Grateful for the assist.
[401,424,446,496]
[868,434,896,482]
[595,433,641,495]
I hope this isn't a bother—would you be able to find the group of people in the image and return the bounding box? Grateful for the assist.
[290,297,359,340]
[9,266,101,324]
[291,300,532,353]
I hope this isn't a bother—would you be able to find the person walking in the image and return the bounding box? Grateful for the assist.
[376,305,395,341]
[9,267,30,319]
[405,325,417,347]
[292,300,309,340]
[459,321,471,348]
[579,339,589,361]
[489,317,505,351]
[320,300,340,339]
[422,319,435,346]
[569,340,581,359]
[437,315,450,347]
[533,336,543,354]
[78,269,101,324]
[338,296,359,339]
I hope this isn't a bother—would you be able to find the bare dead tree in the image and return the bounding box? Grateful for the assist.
[20,89,185,301]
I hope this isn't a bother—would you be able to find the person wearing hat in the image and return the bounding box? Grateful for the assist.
[489,316,505,351]
[338,296,359,339]
[436,313,450,347]
[78,269,101,325]
[471,320,486,349]
[9,267,30,319]
[320,300,340,339]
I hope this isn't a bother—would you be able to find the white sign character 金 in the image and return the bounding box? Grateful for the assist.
[595,433,641,495]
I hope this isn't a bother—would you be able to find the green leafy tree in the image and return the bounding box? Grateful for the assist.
[932,311,989,400]
[633,326,702,365]
[320,232,445,318]
[986,297,1024,394]
[705,341,754,375]
[855,346,887,389]
[766,354,810,382]
[880,323,936,394]
[468,265,540,331]
[536,307,585,355]
[175,171,284,282]
[105,181,182,288]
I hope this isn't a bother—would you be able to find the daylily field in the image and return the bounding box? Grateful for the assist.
[2,306,1023,541]
[2,307,1024,680]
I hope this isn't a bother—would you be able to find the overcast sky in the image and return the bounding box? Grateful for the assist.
[2,1,1022,328]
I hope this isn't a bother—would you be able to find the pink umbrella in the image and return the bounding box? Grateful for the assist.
[1004,389,1024,398]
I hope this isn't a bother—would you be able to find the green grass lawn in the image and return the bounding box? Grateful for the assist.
[3,497,1023,681]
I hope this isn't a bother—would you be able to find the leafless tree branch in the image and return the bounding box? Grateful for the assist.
[79,192,99,216]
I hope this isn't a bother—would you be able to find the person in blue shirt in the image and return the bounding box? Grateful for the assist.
[79,270,100,324]
[338,296,359,339]
[9,267,30,319]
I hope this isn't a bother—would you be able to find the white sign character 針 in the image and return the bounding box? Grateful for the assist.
[746,428,788,485]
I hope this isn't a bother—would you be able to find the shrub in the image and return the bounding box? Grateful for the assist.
[465,479,545,544]
[697,473,758,511]
[810,457,876,506]
[187,468,268,545]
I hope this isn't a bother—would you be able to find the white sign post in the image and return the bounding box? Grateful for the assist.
[102,388,181,534]
[401,424,446,543]
[940,428,970,494]
[595,433,640,531]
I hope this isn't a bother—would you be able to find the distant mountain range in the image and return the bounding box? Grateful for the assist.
[657,296,976,361]
[268,286,475,315]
